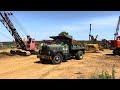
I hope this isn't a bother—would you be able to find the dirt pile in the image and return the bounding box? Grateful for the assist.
[0,52,12,58]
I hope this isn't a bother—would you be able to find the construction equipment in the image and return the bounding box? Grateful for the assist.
[100,39,111,49]
[85,24,104,52]
[0,11,38,56]
[110,16,120,55]
[37,32,85,64]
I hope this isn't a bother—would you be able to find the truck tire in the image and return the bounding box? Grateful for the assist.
[75,50,83,60]
[52,53,63,64]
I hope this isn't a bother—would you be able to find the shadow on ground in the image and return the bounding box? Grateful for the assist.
[85,51,101,53]
[105,54,116,56]
[0,52,12,56]
[34,60,52,64]
[0,52,30,56]
[34,60,68,65]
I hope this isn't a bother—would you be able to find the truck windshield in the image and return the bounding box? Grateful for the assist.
[52,39,63,44]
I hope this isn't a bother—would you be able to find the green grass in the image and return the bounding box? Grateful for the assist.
[90,67,116,79]
[77,66,116,79]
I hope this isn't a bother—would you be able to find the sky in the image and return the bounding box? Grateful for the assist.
[0,11,120,42]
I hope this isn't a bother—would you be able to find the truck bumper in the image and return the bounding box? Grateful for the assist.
[37,54,52,60]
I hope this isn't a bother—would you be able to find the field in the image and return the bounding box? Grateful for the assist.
[0,48,120,79]
[0,42,14,50]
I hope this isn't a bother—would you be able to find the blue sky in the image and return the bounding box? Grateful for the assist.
[0,11,120,42]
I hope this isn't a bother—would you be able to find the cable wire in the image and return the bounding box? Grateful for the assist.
[0,31,13,41]
[11,13,28,36]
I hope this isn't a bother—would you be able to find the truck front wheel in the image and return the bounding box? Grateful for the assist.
[75,51,83,60]
[52,53,63,64]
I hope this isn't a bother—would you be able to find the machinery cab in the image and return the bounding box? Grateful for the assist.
[117,36,120,40]
[25,35,36,50]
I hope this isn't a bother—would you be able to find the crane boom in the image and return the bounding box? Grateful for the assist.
[114,16,120,40]
[89,24,98,44]
[0,12,26,50]
[89,24,91,41]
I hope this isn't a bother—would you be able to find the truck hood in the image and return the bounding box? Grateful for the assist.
[42,44,63,51]
[48,44,61,47]
[47,44,63,49]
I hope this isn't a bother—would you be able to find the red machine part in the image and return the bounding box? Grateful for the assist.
[110,36,120,48]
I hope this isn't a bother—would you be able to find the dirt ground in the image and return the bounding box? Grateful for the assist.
[0,49,120,79]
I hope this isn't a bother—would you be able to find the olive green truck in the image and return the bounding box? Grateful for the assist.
[37,32,85,64]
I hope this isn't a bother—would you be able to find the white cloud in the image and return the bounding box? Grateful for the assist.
[55,15,119,40]
[57,15,118,31]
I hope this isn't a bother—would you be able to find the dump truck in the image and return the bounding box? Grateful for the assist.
[37,32,85,64]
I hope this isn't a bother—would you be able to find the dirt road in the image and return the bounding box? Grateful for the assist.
[0,49,120,79]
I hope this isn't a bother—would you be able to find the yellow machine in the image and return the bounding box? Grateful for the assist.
[85,44,104,52]
[85,24,104,52]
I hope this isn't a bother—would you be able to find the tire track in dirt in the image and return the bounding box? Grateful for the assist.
[39,60,86,79]
[0,59,84,79]
[0,49,120,79]
[0,51,105,79]
[0,55,39,78]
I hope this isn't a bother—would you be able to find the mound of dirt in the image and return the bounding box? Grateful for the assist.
[0,52,13,58]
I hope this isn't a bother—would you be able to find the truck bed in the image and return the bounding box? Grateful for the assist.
[71,45,84,50]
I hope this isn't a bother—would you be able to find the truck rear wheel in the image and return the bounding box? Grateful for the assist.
[75,51,83,60]
[52,53,63,64]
